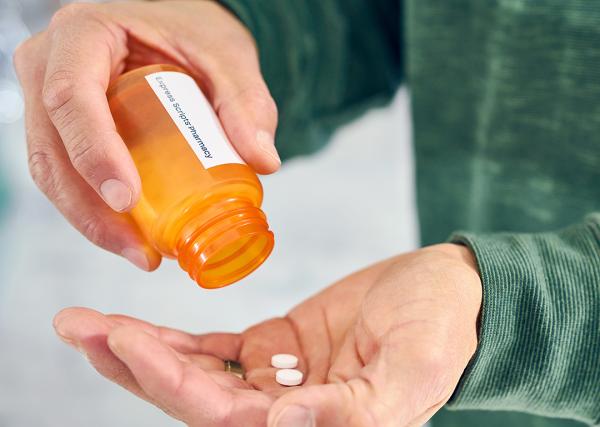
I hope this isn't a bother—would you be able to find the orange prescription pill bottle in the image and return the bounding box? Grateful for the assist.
[107,64,274,289]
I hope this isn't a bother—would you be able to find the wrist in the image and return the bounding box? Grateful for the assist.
[425,243,483,350]
[427,242,480,274]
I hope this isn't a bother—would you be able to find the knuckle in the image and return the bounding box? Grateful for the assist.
[12,38,34,75]
[27,141,60,198]
[80,215,107,249]
[109,366,132,386]
[42,69,76,116]
[253,90,278,115]
[48,3,96,30]
[246,86,278,117]
[67,134,98,176]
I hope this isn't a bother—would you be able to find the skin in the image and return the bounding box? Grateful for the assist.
[15,2,484,425]
[13,0,280,271]
[54,243,483,427]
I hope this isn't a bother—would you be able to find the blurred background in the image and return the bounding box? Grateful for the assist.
[0,0,418,425]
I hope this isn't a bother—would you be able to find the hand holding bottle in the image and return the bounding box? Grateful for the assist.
[13,1,280,271]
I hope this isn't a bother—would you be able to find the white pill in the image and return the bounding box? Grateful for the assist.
[271,354,298,369]
[276,369,303,386]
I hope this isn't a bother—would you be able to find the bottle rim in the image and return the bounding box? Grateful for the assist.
[177,204,274,289]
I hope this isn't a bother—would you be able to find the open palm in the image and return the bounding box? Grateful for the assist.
[54,244,482,427]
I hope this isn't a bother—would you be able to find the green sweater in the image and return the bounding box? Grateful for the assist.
[218,1,600,426]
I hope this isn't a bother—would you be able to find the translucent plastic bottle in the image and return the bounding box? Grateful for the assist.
[107,64,274,289]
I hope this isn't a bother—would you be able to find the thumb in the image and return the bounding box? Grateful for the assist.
[267,380,391,427]
[267,341,453,427]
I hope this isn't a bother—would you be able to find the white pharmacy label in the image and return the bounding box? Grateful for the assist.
[145,71,244,168]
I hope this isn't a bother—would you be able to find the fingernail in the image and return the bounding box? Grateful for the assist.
[53,317,86,357]
[54,321,75,346]
[256,130,281,166]
[100,179,132,212]
[275,405,314,427]
[121,248,150,271]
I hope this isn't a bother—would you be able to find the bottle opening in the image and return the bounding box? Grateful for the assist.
[176,202,274,289]
[198,231,273,288]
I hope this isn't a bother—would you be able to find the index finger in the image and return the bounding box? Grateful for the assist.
[42,3,139,212]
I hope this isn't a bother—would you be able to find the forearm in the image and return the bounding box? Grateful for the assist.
[447,214,600,425]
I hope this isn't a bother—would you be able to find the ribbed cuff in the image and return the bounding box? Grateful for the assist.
[446,216,600,425]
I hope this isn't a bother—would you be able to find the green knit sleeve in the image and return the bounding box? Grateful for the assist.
[447,214,600,426]
[217,0,403,160]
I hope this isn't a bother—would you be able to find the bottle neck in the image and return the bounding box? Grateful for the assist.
[176,198,274,289]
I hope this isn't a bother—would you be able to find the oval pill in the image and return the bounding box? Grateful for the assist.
[276,369,303,386]
[271,354,298,369]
